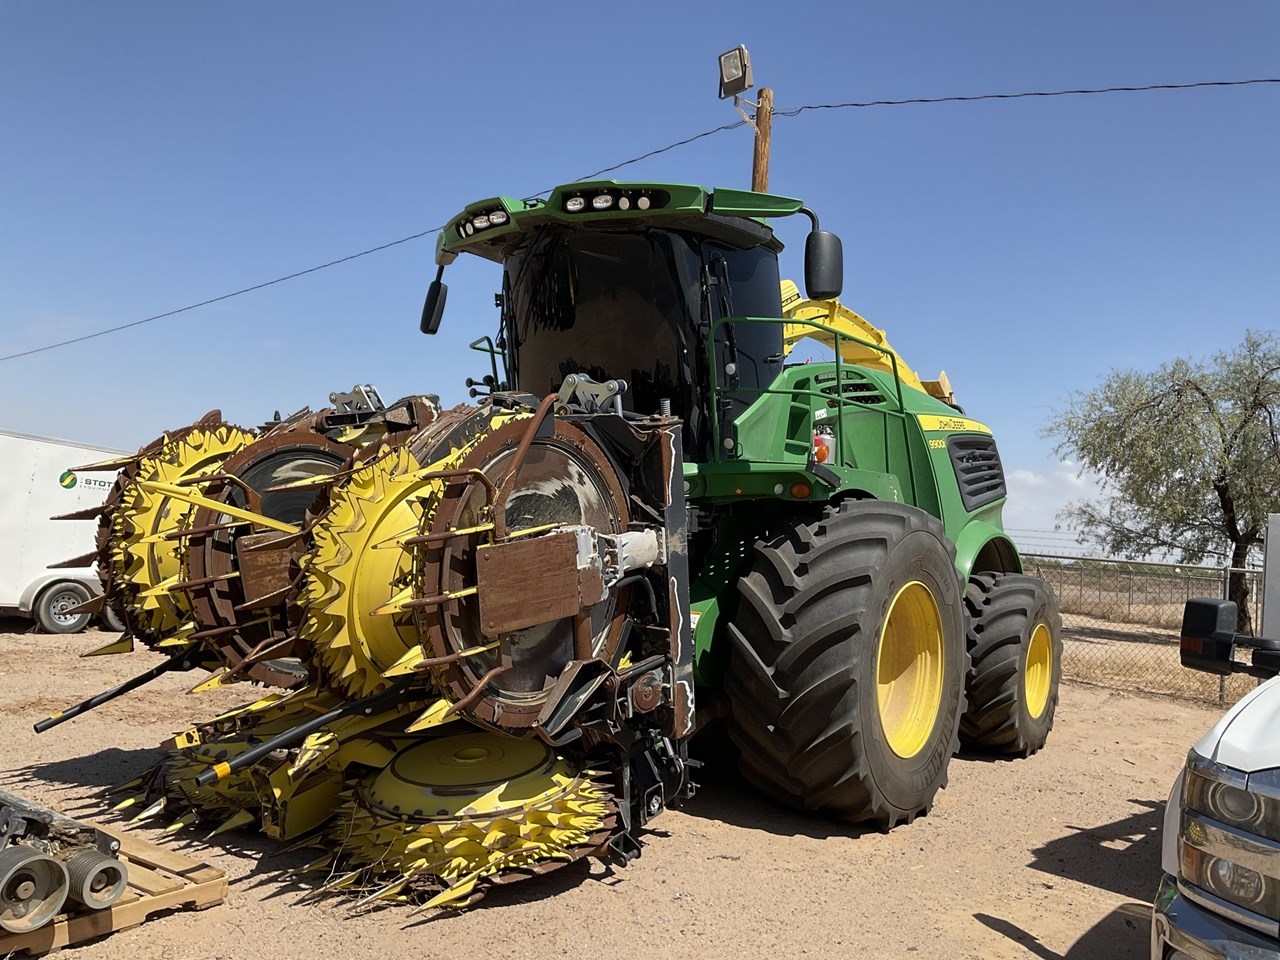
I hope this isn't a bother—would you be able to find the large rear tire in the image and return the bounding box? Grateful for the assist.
[959,572,1062,756]
[724,501,965,829]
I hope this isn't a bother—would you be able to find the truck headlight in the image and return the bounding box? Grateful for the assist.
[1184,751,1280,841]
[1179,841,1271,912]
[1179,751,1280,926]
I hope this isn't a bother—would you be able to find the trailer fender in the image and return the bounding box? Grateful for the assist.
[19,574,101,616]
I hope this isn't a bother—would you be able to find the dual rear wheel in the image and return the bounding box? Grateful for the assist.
[724,501,1060,828]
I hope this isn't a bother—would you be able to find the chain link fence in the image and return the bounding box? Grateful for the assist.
[1022,554,1265,705]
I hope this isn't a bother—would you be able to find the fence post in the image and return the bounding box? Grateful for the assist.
[1220,562,1232,706]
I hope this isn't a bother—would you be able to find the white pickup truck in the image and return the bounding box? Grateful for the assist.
[0,430,127,632]
[1152,598,1280,959]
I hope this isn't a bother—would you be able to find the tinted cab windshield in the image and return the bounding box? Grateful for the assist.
[503,227,782,457]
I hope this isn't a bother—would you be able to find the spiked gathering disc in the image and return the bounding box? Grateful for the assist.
[296,443,433,698]
[80,411,225,639]
[319,731,615,909]
[298,405,525,698]
[106,419,256,645]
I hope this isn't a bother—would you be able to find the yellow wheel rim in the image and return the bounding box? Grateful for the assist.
[876,581,945,759]
[1024,623,1052,719]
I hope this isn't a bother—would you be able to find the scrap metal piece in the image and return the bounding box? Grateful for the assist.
[0,791,129,933]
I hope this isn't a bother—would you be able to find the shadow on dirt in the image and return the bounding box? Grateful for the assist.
[976,903,1150,959]
[677,722,877,840]
[1,746,162,795]
[1062,624,1172,647]
[1028,798,1165,900]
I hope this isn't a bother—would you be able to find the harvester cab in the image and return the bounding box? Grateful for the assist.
[426,183,840,456]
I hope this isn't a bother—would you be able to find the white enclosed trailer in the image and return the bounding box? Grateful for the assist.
[0,430,128,632]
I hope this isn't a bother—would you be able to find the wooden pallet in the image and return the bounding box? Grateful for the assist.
[0,824,227,956]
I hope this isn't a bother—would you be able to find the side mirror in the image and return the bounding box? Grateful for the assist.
[420,280,447,335]
[804,230,843,301]
[1180,598,1280,679]
[1180,599,1239,675]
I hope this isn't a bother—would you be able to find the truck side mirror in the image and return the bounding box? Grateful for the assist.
[420,280,447,335]
[804,230,843,301]
[1180,598,1280,679]
[1180,599,1239,675]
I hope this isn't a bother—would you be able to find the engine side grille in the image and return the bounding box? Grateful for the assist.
[947,434,1006,511]
[814,371,886,405]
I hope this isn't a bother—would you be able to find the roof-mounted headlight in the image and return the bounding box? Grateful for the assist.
[565,196,586,213]
[592,194,615,210]
[489,209,509,225]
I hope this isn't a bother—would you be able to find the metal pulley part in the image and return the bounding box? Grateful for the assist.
[184,421,353,688]
[314,731,615,909]
[412,412,633,730]
[64,848,128,910]
[0,846,70,933]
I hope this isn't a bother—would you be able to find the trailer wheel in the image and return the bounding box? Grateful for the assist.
[959,573,1062,756]
[724,501,965,829]
[34,581,93,634]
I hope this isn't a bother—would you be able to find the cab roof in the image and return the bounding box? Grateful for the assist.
[435,181,805,266]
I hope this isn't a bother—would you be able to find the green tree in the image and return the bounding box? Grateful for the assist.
[1046,331,1280,634]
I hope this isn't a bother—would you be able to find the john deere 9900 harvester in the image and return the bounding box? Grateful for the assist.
[34,179,1062,914]
[400,180,1063,828]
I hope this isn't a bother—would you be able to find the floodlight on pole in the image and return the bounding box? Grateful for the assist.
[716,45,772,193]
[718,45,754,99]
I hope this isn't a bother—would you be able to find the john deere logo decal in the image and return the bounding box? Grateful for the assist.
[59,470,78,489]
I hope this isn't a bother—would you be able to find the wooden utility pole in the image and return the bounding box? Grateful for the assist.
[751,87,773,193]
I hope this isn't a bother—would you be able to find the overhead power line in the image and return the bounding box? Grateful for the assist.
[0,227,444,362]
[4,75,1277,364]
[771,77,1280,117]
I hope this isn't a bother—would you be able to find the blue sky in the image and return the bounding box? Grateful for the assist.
[2,1,1277,547]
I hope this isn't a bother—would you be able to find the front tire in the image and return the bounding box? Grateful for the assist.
[724,501,965,829]
[959,573,1062,756]
[35,581,93,634]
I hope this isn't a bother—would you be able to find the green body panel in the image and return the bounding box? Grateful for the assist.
[686,349,1019,686]
[434,179,1024,689]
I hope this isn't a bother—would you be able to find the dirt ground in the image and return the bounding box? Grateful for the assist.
[0,622,1223,960]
